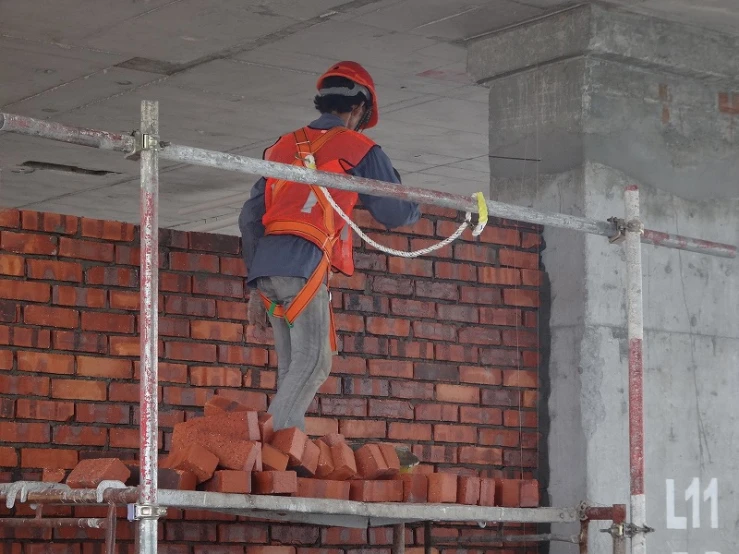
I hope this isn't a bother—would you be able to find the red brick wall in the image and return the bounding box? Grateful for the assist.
[0,205,543,553]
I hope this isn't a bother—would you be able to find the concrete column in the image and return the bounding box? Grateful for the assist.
[468,4,739,553]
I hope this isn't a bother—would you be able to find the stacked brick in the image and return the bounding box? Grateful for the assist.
[0,206,543,551]
[58,395,539,508]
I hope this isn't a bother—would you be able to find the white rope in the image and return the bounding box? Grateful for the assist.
[318,185,472,258]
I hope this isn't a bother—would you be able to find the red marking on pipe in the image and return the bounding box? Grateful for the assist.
[628,337,644,495]
[625,184,639,191]
[643,229,737,257]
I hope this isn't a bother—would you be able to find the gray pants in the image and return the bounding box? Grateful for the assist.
[256,276,333,432]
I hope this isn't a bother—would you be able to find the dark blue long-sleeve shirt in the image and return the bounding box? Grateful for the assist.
[239,113,421,286]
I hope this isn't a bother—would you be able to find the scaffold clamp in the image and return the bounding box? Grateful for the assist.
[607,216,626,244]
[128,503,167,521]
[125,130,161,161]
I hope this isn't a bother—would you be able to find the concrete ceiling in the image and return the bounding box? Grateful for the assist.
[2,0,739,235]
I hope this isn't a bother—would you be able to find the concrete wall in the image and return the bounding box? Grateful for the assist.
[469,3,739,553]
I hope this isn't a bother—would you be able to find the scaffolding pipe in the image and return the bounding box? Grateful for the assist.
[625,185,647,554]
[0,111,735,259]
[136,100,161,554]
[0,517,107,528]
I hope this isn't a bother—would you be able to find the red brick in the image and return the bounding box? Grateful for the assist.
[321,397,367,417]
[389,298,435,318]
[480,348,521,367]
[217,345,268,366]
[436,304,478,323]
[409,237,452,257]
[413,321,457,341]
[477,267,520,285]
[322,527,367,545]
[58,237,113,262]
[17,351,73,375]
[350,479,403,502]
[188,232,239,254]
[523,350,539,368]
[414,403,458,422]
[162,444,218,483]
[53,286,107,308]
[453,243,496,263]
[0,208,20,228]
[86,266,138,288]
[27,259,82,282]
[165,341,217,363]
[204,470,251,494]
[482,385,523,410]
[159,272,192,293]
[258,412,274,443]
[0,374,49,396]
[372,276,413,296]
[1,231,57,255]
[389,340,434,360]
[328,441,357,481]
[10,327,51,349]
[718,91,739,114]
[434,344,478,363]
[297,477,350,500]
[165,296,216,317]
[81,311,135,334]
[521,269,542,286]
[203,395,248,416]
[520,479,539,507]
[108,335,141,357]
[190,366,241,388]
[331,271,367,291]
[460,286,501,305]
[16,399,74,421]
[436,384,479,404]
[388,257,433,277]
[355,444,388,479]
[368,399,413,420]
[52,379,106,401]
[457,475,481,504]
[521,232,542,249]
[42,468,67,483]
[21,448,78,469]
[503,289,539,307]
[366,317,411,337]
[220,256,246,277]
[247,548,295,554]
[0,278,50,303]
[503,369,538,388]
[108,290,138,310]
[459,446,503,466]
[340,335,388,356]
[434,261,477,282]
[193,275,244,298]
[259,443,288,472]
[0,253,24,276]
[504,409,537,428]
[498,479,521,507]
[414,281,458,301]
[170,251,219,273]
[479,226,519,246]
[269,427,307,466]
[434,424,476,444]
[502,329,537,347]
[343,293,389,314]
[458,326,501,346]
[479,429,520,447]
[253,471,297,494]
[479,307,522,327]
[312,439,335,479]
[390,380,434,400]
[0,422,49,443]
[460,406,502,425]
[399,473,428,503]
[295,439,320,477]
[53,425,107,446]
[24,305,78,328]
[479,477,496,506]
[304,417,337,438]
[159,316,190,338]
[428,473,457,503]
[66,458,131,488]
[216,389,268,412]
[522,390,537,408]
[339,419,386,439]
[80,218,134,241]
[52,330,109,356]
[158,468,197,491]
[367,360,412,380]
[388,422,431,441]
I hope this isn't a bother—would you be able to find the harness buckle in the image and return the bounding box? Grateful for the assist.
[267,302,278,316]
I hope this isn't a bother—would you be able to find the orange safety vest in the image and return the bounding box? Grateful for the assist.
[259,125,376,351]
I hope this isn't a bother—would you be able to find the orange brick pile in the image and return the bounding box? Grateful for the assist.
[57,395,539,507]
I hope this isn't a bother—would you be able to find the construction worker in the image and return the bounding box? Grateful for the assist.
[239,61,421,432]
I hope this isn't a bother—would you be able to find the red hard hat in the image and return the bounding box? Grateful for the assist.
[317,61,379,129]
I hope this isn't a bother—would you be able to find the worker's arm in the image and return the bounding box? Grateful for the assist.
[352,146,421,229]
[238,177,266,280]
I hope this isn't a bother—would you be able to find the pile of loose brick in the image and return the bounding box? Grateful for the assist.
[58,395,539,507]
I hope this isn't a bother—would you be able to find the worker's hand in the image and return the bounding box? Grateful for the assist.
[247,291,269,330]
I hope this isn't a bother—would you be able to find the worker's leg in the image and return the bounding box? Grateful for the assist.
[258,276,332,431]
[255,279,292,389]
